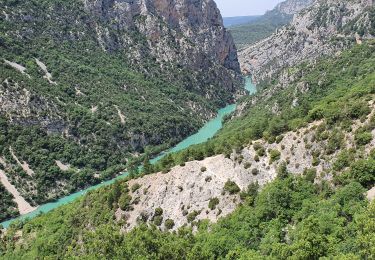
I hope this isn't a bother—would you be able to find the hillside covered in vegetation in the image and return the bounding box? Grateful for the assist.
[0,0,242,221]
[229,0,313,49]
[1,36,374,259]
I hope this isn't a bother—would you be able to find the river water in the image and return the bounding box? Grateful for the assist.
[1,77,256,228]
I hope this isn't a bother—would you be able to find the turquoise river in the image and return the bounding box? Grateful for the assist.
[1,77,256,228]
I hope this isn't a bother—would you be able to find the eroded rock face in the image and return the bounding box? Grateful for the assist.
[0,78,65,133]
[83,0,241,94]
[117,103,375,231]
[275,0,314,15]
[239,0,374,83]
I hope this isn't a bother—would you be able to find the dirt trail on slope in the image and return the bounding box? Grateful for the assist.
[55,160,70,171]
[9,147,35,176]
[0,170,36,214]
[114,105,126,124]
[3,59,31,78]
[35,58,57,85]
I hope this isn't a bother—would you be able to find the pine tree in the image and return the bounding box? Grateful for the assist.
[143,154,152,174]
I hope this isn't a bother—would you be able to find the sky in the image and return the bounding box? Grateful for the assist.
[214,0,285,17]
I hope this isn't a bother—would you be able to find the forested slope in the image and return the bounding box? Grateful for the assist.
[0,0,242,221]
[1,39,374,260]
[229,0,313,49]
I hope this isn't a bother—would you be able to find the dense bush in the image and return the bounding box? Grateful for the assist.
[164,219,175,230]
[208,198,220,210]
[187,210,200,223]
[153,216,163,226]
[251,168,259,175]
[0,183,19,221]
[154,207,163,217]
[118,194,132,211]
[224,180,241,194]
[347,159,375,189]
[333,150,355,171]
[269,149,281,164]
[131,183,141,193]
[355,128,373,146]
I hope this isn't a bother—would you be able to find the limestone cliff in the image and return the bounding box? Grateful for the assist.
[228,0,314,49]
[83,0,241,95]
[116,103,375,231]
[239,0,375,83]
[275,0,314,15]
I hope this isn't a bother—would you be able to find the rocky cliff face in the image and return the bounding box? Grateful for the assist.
[84,0,241,94]
[239,0,374,83]
[116,104,375,231]
[275,0,314,15]
[228,0,314,49]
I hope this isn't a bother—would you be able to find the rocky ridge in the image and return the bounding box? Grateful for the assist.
[83,0,242,96]
[115,102,375,231]
[228,0,314,49]
[239,0,375,83]
[275,0,314,15]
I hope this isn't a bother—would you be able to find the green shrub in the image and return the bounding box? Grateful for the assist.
[200,167,207,172]
[208,198,219,210]
[118,194,132,211]
[224,180,241,194]
[333,150,354,171]
[187,210,199,223]
[269,150,281,164]
[347,101,371,119]
[257,147,266,157]
[326,130,345,154]
[131,183,141,193]
[348,159,375,189]
[251,168,259,175]
[303,168,317,183]
[276,135,284,144]
[370,149,375,159]
[277,162,289,179]
[164,219,175,230]
[137,212,149,223]
[253,142,263,151]
[244,162,252,169]
[153,216,163,226]
[154,207,163,217]
[312,156,320,167]
[355,128,373,146]
[240,182,259,205]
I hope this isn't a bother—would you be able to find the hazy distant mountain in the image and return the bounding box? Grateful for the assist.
[229,0,314,49]
[223,15,260,27]
[239,0,375,83]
